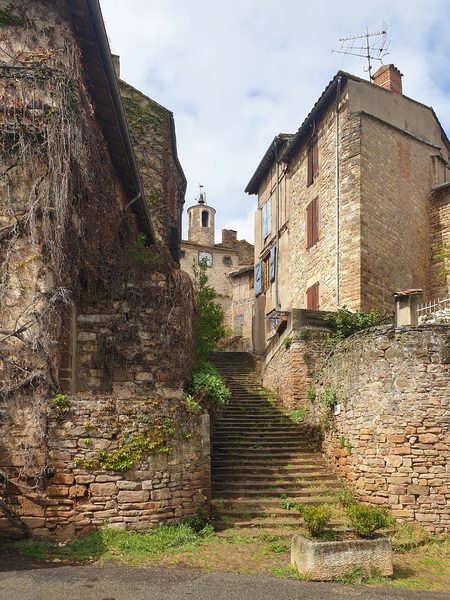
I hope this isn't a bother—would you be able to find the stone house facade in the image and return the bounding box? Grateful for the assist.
[180,196,254,349]
[246,65,450,354]
[0,0,209,539]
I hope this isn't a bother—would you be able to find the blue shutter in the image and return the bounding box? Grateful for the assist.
[270,245,276,282]
[255,261,263,297]
[262,198,271,239]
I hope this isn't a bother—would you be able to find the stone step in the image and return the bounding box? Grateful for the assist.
[209,352,341,534]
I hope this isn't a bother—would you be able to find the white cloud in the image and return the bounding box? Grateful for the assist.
[99,0,450,245]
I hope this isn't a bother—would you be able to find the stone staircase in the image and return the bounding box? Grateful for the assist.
[209,352,341,532]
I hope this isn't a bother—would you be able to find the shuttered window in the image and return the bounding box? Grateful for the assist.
[306,196,319,249]
[307,133,318,187]
[255,260,263,297]
[270,245,276,282]
[306,282,320,310]
[262,198,271,240]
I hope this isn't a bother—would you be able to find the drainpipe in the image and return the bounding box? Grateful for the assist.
[335,76,342,308]
[274,138,281,312]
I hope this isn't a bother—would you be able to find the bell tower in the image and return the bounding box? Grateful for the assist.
[187,188,216,246]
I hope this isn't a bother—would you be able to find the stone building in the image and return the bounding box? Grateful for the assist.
[0,0,209,539]
[180,194,254,349]
[246,65,450,354]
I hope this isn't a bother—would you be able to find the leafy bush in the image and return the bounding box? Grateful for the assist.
[191,361,231,410]
[319,388,337,408]
[193,259,226,361]
[306,389,316,402]
[324,307,380,345]
[298,503,333,537]
[283,337,292,349]
[334,480,358,509]
[345,504,395,538]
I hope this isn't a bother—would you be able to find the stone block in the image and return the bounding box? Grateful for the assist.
[151,489,172,501]
[291,534,393,580]
[117,490,150,504]
[407,484,430,496]
[116,481,142,491]
[53,473,75,485]
[75,475,95,484]
[418,434,439,444]
[390,447,411,455]
[46,485,69,498]
[19,497,45,517]
[90,483,118,497]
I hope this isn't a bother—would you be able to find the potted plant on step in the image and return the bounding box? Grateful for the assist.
[290,501,395,581]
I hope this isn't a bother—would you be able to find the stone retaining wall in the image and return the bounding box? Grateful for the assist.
[1,396,210,539]
[305,325,450,533]
[261,310,332,409]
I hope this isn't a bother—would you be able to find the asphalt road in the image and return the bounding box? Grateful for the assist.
[1,561,449,600]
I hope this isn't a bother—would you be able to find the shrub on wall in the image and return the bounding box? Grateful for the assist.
[192,258,226,362]
[324,307,380,345]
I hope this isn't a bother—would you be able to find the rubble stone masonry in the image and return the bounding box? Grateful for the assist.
[306,324,450,533]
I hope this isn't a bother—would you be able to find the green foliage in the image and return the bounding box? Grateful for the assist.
[193,259,226,361]
[127,233,162,265]
[306,389,316,402]
[280,500,297,510]
[14,522,213,562]
[334,480,358,509]
[299,328,309,340]
[319,388,337,408]
[433,242,450,278]
[185,394,202,413]
[298,503,333,537]
[345,504,396,538]
[0,5,22,26]
[93,413,175,472]
[52,394,70,413]
[283,336,292,349]
[290,408,306,423]
[324,306,380,345]
[190,361,231,409]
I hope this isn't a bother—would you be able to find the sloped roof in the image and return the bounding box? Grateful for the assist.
[64,0,155,242]
[245,70,450,196]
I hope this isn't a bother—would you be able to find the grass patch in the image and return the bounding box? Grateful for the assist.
[11,520,450,591]
[14,523,214,563]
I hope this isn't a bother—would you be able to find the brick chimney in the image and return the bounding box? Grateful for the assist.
[112,54,120,79]
[222,229,237,246]
[372,64,403,95]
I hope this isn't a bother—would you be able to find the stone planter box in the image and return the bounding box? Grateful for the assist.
[291,533,393,581]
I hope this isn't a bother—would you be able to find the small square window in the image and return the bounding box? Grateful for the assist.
[223,256,232,266]
[180,251,185,259]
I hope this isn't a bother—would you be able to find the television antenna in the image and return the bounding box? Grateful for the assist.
[332,25,390,80]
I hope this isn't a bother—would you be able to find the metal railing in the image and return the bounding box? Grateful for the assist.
[417,297,450,318]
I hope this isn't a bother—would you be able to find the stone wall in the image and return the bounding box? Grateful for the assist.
[1,395,210,539]
[305,325,450,533]
[261,310,332,410]
[429,183,450,300]
[119,80,185,251]
[360,114,438,310]
[0,0,203,540]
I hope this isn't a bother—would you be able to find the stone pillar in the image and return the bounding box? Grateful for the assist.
[394,289,423,326]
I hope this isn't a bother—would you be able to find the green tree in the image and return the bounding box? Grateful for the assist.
[434,242,450,278]
[192,258,226,361]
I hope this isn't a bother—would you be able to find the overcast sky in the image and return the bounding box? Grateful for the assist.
[99,0,450,244]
